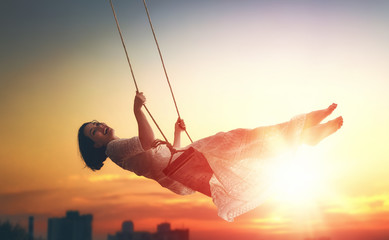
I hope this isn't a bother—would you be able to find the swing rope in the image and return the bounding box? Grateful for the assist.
[109,0,170,147]
[109,0,193,158]
[109,0,139,92]
[142,0,193,143]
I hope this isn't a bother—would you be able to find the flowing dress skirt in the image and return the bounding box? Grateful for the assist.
[189,114,306,221]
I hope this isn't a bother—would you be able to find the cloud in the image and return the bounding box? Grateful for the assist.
[87,174,139,183]
[3,180,389,240]
[0,188,62,214]
[68,173,144,183]
[321,194,389,214]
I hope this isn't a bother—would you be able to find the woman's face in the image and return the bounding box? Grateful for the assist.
[83,121,116,148]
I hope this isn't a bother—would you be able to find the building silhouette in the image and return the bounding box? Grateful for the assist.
[108,220,149,240]
[153,222,189,240]
[28,216,34,240]
[122,221,134,233]
[47,210,92,240]
[108,220,151,240]
[108,221,189,240]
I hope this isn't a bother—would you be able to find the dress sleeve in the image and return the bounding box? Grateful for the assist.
[126,137,145,157]
[106,137,145,164]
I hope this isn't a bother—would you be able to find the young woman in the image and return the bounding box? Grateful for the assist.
[78,92,343,221]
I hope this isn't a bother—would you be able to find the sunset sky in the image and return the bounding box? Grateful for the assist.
[1,0,389,240]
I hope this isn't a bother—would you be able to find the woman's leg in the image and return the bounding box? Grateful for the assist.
[192,107,341,162]
[302,116,343,146]
[303,103,337,129]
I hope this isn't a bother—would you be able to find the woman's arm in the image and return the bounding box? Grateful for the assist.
[173,118,186,148]
[134,92,155,150]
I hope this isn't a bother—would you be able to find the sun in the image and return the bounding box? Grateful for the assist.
[269,147,328,207]
[252,147,333,233]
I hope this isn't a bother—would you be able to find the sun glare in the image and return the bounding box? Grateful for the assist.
[270,147,326,207]
[251,147,334,234]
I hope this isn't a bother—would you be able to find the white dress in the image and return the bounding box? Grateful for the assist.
[106,114,306,222]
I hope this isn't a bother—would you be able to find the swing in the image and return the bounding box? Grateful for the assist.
[109,0,214,196]
[163,147,212,197]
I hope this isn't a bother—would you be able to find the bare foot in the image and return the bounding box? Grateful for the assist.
[327,103,337,115]
[304,103,338,129]
[332,115,343,129]
[302,116,343,146]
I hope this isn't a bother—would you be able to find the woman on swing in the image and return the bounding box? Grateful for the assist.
[78,91,343,221]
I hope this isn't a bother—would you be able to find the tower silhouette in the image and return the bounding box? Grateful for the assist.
[28,216,34,240]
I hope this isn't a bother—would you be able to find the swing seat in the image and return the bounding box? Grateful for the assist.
[163,147,213,197]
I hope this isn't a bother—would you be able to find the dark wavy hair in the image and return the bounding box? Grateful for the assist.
[78,122,107,171]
